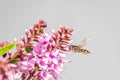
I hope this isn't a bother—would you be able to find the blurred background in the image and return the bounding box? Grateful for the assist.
[0,0,120,80]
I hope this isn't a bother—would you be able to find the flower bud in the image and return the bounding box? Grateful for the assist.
[25,29,29,36]
[39,19,47,27]
[34,23,39,28]
[14,38,17,43]
[27,34,31,40]
[64,40,73,44]
[62,47,69,51]
[51,44,56,48]
[60,44,67,48]
[51,34,57,40]
[64,26,68,31]
[60,35,65,40]
[58,28,62,34]
[66,34,71,38]
[21,36,25,43]
[29,27,33,34]
[69,28,74,32]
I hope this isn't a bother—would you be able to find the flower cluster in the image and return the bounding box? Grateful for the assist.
[0,60,21,80]
[0,19,74,80]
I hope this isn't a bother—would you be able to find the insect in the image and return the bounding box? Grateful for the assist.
[69,36,91,55]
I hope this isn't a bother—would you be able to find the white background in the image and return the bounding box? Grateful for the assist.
[0,0,120,80]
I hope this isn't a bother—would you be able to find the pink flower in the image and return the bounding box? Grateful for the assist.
[0,59,20,80]
[0,20,74,80]
[32,34,66,80]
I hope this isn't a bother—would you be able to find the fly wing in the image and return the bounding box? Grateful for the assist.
[79,36,91,47]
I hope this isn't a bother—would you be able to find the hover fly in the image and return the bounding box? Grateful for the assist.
[69,36,91,55]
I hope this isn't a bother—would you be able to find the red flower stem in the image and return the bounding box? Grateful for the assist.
[27,66,39,80]
[7,51,20,62]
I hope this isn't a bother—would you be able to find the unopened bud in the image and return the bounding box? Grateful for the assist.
[52,29,56,33]
[14,38,17,43]
[27,34,31,40]
[39,19,47,27]
[20,48,24,52]
[51,44,56,48]
[64,26,68,31]
[29,27,33,34]
[21,36,25,43]
[34,23,39,28]
[25,29,29,36]
[51,34,57,40]
[60,35,65,40]
[19,41,23,47]
[66,34,71,38]
[62,47,69,51]
[60,44,67,48]
[69,28,74,32]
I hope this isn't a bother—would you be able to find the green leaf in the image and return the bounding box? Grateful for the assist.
[0,43,16,56]
[25,46,33,53]
[9,59,19,64]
